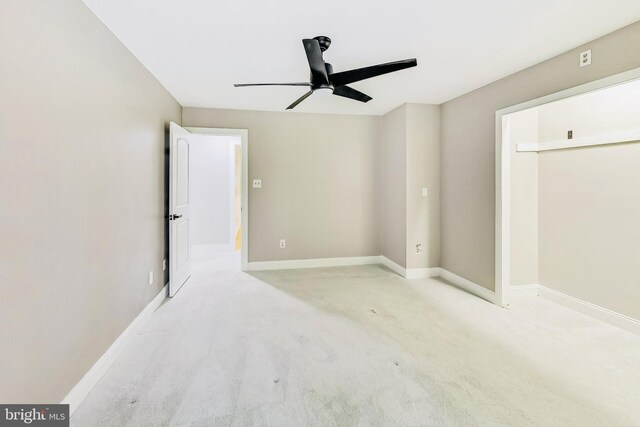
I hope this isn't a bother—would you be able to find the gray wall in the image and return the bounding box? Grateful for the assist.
[406,104,440,269]
[183,108,382,262]
[440,21,640,290]
[380,104,440,269]
[381,106,407,267]
[0,0,181,403]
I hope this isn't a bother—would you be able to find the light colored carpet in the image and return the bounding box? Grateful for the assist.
[72,251,640,426]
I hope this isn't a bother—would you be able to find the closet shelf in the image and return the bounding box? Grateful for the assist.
[516,129,640,152]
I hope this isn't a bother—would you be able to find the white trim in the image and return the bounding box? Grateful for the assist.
[494,67,640,310]
[380,256,407,277]
[246,256,383,271]
[511,284,640,335]
[245,253,440,282]
[247,255,441,279]
[228,141,237,246]
[517,129,640,152]
[62,285,167,415]
[497,69,640,117]
[379,256,441,279]
[185,127,249,271]
[509,284,540,298]
[495,114,511,307]
[438,269,497,304]
[539,285,640,335]
[405,267,442,279]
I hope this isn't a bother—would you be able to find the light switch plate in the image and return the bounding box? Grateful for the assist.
[148,271,154,285]
[422,188,428,197]
[253,179,262,188]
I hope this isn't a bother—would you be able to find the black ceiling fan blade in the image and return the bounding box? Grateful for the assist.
[286,90,314,110]
[330,58,417,87]
[302,39,329,85]
[333,85,372,103]
[234,83,310,87]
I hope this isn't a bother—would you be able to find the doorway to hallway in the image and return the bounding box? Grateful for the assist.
[185,127,249,271]
[168,124,248,297]
[189,133,242,269]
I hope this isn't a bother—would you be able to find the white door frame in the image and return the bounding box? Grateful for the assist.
[228,139,240,247]
[185,127,249,271]
[494,67,640,307]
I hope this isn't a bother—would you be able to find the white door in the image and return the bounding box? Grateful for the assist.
[169,122,192,297]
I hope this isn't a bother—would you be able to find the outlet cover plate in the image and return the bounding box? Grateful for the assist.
[580,50,592,67]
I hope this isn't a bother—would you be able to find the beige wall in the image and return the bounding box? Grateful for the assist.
[381,105,407,266]
[406,104,440,269]
[183,108,382,262]
[0,0,181,403]
[184,105,440,270]
[509,109,539,286]
[380,104,440,269]
[441,20,640,290]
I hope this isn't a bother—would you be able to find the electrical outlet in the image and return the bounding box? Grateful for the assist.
[253,179,262,188]
[280,239,286,249]
[148,271,154,285]
[580,49,592,67]
[416,244,423,254]
[163,259,167,271]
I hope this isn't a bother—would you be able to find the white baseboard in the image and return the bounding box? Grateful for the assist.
[379,257,440,279]
[247,255,441,279]
[246,256,383,271]
[537,285,640,336]
[438,269,497,304]
[380,256,407,277]
[509,284,540,298]
[508,283,639,335]
[62,285,167,415]
[406,267,442,279]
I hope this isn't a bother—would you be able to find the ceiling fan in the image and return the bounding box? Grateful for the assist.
[234,36,417,110]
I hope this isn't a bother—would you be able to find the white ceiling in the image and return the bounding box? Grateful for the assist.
[82,0,640,115]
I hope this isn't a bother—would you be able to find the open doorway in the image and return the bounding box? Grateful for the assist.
[167,124,249,296]
[495,68,640,334]
[186,127,249,272]
[188,133,242,269]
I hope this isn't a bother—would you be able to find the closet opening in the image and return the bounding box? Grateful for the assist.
[495,68,640,335]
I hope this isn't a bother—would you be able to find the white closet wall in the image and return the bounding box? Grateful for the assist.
[510,79,640,320]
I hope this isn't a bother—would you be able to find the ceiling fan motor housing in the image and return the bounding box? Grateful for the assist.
[311,62,335,91]
[313,35,331,52]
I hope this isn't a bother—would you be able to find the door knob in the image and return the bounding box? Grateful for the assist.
[169,214,183,220]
